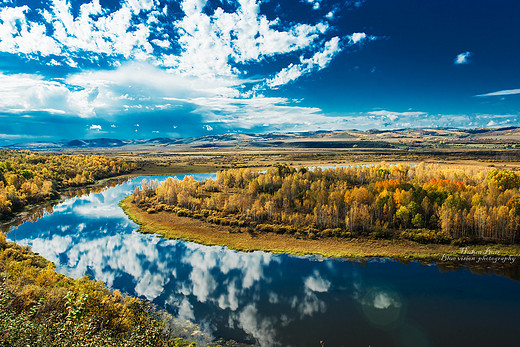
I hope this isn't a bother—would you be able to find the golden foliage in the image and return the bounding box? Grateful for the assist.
[0,234,193,346]
[135,163,520,244]
[0,149,135,220]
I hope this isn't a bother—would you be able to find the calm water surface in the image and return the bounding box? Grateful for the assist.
[6,175,520,346]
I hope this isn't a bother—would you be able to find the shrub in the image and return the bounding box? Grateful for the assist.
[0,241,194,346]
[400,229,452,244]
[370,230,393,239]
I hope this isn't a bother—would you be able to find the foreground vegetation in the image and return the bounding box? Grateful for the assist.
[0,150,136,221]
[131,164,520,245]
[0,232,193,347]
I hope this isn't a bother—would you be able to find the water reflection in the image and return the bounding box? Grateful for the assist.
[6,174,520,346]
[1,177,129,234]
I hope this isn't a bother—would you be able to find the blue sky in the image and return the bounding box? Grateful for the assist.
[0,0,519,143]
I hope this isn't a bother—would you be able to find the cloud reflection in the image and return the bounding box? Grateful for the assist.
[7,174,372,347]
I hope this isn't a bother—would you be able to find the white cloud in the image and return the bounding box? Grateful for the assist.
[165,0,331,80]
[372,291,401,310]
[368,110,427,122]
[305,0,322,10]
[0,6,61,56]
[348,32,366,44]
[0,0,380,132]
[475,88,520,97]
[304,270,331,292]
[0,61,350,130]
[454,51,472,65]
[0,0,347,88]
[89,124,102,130]
[234,304,278,347]
[187,95,325,129]
[0,73,95,117]
[0,134,52,140]
[266,36,341,88]
[203,124,213,131]
[0,0,156,61]
[0,62,242,118]
[46,0,153,59]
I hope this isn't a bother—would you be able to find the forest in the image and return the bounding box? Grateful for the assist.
[0,150,135,221]
[132,163,520,244]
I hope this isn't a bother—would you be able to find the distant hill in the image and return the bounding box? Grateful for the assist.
[4,127,520,152]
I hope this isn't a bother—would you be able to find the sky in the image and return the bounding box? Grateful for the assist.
[0,0,519,144]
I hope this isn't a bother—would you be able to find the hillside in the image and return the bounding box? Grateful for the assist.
[6,127,520,152]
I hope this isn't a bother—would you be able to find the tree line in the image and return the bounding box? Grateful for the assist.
[132,163,520,244]
[0,150,135,220]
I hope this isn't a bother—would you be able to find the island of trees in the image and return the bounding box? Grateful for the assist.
[132,163,520,245]
[0,149,136,221]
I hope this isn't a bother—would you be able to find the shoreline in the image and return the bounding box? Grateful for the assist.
[0,234,199,346]
[119,196,520,261]
[0,175,131,232]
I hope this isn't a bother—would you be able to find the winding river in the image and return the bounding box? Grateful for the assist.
[5,174,520,346]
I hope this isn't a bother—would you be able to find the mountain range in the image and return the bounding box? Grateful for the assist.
[5,127,520,152]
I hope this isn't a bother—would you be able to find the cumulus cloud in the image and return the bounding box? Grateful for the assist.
[266,36,341,88]
[266,32,377,89]
[166,0,331,79]
[0,0,340,81]
[89,124,102,130]
[0,72,94,117]
[0,5,61,56]
[454,51,472,65]
[0,60,355,131]
[305,0,322,10]
[348,32,368,44]
[0,0,380,137]
[304,270,331,293]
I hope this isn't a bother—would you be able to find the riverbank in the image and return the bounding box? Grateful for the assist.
[0,232,194,346]
[120,196,520,260]
[0,176,130,234]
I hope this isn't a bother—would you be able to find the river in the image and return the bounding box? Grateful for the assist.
[5,174,520,346]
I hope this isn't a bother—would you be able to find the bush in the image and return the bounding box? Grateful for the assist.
[0,232,5,248]
[176,209,192,217]
[400,229,452,244]
[370,230,393,239]
[0,241,193,346]
[341,231,353,238]
[452,237,478,246]
[320,228,342,237]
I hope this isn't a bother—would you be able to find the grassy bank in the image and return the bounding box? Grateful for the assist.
[0,232,194,347]
[120,195,520,260]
